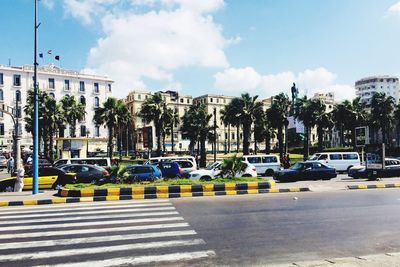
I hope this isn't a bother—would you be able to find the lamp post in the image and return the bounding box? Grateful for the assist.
[213,108,217,162]
[13,92,22,172]
[32,0,39,194]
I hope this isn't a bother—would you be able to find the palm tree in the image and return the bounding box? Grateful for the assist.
[315,111,333,151]
[164,107,180,153]
[370,92,395,145]
[94,97,128,159]
[295,97,324,160]
[139,93,165,156]
[60,95,85,138]
[224,98,243,153]
[394,104,400,147]
[332,100,354,147]
[268,93,290,159]
[255,108,276,154]
[116,103,132,160]
[180,103,213,167]
[220,107,232,153]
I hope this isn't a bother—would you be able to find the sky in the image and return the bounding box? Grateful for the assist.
[1,0,400,101]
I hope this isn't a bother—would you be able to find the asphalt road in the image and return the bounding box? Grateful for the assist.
[172,190,400,266]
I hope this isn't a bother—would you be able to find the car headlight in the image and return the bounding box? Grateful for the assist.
[191,173,200,178]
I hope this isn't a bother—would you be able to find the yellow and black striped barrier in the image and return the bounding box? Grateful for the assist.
[348,183,400,190]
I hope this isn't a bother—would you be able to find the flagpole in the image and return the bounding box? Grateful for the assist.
[32,0,39,194]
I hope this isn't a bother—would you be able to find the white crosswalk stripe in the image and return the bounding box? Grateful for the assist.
[0,199,216,266]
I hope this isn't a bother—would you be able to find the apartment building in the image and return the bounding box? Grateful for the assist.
[0,64,113,157]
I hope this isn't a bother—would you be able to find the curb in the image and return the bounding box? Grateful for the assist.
[0,187,310,207]
[348,183,400,190]
[58,181,277,198]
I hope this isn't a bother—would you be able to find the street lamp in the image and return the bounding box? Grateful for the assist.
[32,0,39,194]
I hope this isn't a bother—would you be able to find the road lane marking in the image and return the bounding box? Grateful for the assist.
[0,239,206,262]
[0,230,197,250]
[0,222,190,240]
[0,202,172,215]
[0,216,184,231]
[0,210,178,224]
[35,250,217,267]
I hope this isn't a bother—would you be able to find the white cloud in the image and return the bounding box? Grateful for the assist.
[42,0,55,10]
[387,1,400,16]
[214,67,355,101]
[61,0,232,98]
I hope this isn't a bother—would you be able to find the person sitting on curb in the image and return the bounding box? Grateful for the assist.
[14,163,25,192]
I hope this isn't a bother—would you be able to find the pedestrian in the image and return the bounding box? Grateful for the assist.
[284,153,291,169]
[7,157,14,174]
[14,163,24,192]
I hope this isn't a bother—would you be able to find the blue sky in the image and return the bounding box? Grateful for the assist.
[1,0,400,100]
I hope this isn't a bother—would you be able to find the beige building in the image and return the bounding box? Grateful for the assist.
[125,90,193,152]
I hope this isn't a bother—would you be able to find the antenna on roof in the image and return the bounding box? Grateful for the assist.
[8,59,11,66]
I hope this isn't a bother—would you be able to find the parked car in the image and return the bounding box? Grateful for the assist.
[241,154,281,176]
[308,152,360,172]
[0,156,7,169]
[124,165,162,182]
[152,161,185,178]
[274,161,337,182]
[147,156,197,170]
[53,157,111,169]
[190,161,257,180]
[58,164,109,184]
[0,167,77,192]
[348,158,400,179]
[173,160,196,177]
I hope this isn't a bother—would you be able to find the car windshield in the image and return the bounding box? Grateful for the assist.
[206,162,219,170]
[290,162,304,170]
[309,154,320,160]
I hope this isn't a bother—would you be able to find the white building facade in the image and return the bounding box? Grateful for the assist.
[0,64,113,153]
[355,75,399,106]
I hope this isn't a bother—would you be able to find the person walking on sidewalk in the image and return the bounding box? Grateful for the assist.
[14,163,24,192]
[7,157,14,174]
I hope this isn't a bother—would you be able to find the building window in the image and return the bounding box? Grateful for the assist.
[217,98,219,103]
[232,133,235,140]
[64,80,70,90]
[180,98,183,103]
[95,126,100,137]
[0,89,3,101]
[94,83,99,93]
[187,99,190,104]
[13,74,21,86]
[210,98,213,103]
[0,73,3,85]
[0,111,3,118]
[94,97,99,107]
[80,96,86,105]
[80,125,86,137]
[48,78,55,89]
[16,107,22,118]
[16,90,21,102]
[79,81,85,92]
[108,84,111,92]
[0,123,4,135]
[138,94,141,100]
[49,93,55,98]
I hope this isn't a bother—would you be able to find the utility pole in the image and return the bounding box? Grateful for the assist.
[213,107,217,162]
[14,93,21,172]
[32,0,39,194]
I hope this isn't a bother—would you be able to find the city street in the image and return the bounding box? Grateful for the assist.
[1,189,400,266]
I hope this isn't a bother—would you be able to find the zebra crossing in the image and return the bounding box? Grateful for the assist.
[0,200,216,266]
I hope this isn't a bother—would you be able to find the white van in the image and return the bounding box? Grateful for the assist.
[147,156,197,170]
[53,157,111,168]
[308,152,360,172]
[241,155,281,176]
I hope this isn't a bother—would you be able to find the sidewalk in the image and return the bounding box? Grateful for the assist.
[0,190,57,202]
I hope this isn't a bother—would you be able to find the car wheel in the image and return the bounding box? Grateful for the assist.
[347,166,353,173]
[200,176,212,181]
[265,169,274,176]
[241,174,252,178]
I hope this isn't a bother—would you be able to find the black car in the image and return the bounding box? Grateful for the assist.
[58,164,109,184]
[274,161,337,182]
[349,158,400,179]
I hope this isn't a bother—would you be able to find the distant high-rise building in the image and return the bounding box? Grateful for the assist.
[355,76,399,106]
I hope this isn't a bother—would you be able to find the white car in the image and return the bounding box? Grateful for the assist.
[190,161,257,180]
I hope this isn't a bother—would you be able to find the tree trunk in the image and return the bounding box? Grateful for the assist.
[125,127,129,157]
[171,123,174,153]
[317,126,323,152]
[254,139,257,155]
[200,136,206,168]
[265,132,271,154]
[108,127,113,159]
[278,126,283,160]
[228,124,231,153]
[49,128,54,161]
[155,124,162,157]
[236,124,240,153]
[340,125,344,147]
[304,126,310,161]
[119,127,123,161]
[243,123,250,155]
[162,131,166,155]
